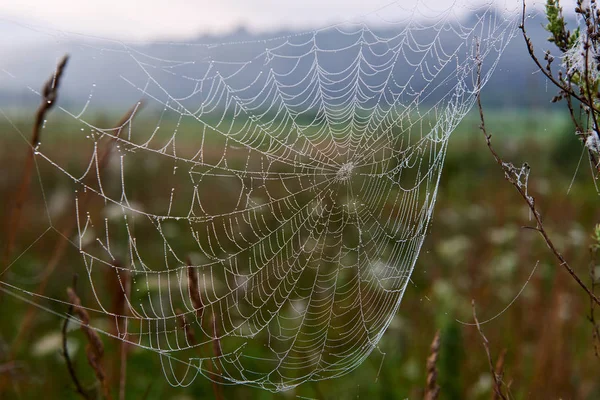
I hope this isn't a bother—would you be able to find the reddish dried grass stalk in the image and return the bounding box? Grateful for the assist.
[492,349,507,400]
[187,258,204,317]
[10,103,143,355]
[424,330,441,400]
[185,260,222,400]
[67,286,112,400]
[107,263,131,400]
[176,308,197,346]
[2,55,68,270]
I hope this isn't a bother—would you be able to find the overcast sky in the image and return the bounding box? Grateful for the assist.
[0,0,568,42]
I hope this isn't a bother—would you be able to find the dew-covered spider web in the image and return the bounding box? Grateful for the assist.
[1,0,519,393]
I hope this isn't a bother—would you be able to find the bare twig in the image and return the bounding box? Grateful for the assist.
[520,1,600,115]
[589,246,600,359]
[521,0,600,171]
[492,349,508,400]
[424,330,441,400]
[62,276,91,400]
[583,30,600,146]
[475,39,600,307]
[2,55,69,270]
[472,300,507,400]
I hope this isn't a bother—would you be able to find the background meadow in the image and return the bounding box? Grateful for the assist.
[1,107,599,399]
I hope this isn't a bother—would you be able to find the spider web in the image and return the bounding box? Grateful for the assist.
[1,0,519,393]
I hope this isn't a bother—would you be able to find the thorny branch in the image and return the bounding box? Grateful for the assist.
[475,44,600,308]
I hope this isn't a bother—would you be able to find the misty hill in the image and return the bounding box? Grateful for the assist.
[0,10,566,112]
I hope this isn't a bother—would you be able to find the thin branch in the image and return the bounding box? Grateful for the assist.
[522,0,600,172]
[589,246,600,359]
[472,300,508,400]
[520,1,600,114]
[492,349,508,400]
[475,39,600,307]
[62,276,91,400]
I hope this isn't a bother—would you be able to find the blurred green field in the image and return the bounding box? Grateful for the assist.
[1,108,599,399]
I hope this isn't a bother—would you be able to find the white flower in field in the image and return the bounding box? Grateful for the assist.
[32,332,79,357]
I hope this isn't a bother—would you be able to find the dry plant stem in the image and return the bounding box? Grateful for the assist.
[62,278,91,400]
[185,263,223,400]
[118,323,128,400]
[583,34,600,139]
[520,1,600,115]
[176,309,197,346]
[187,259,204,317]
[210,320,224,400]
[475,49,600,308]
[589,248,600,358]
[175,310,222,400]
[2,55,69,270]
[472,300,507,400]
[521,0,600,171]
[9,103,143,356]
[211,313,224,400]
[140,382,154,400]
[67,286,112,400]
[423,330,441,400]
[113,265,130,400]
[492,349,507,400]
